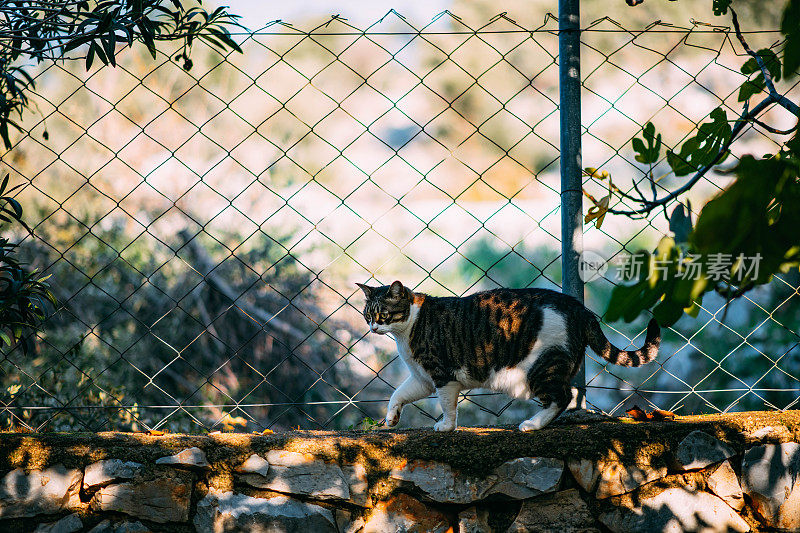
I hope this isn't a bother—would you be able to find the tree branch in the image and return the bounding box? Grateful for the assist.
[607,96,775,216]
[607,10,800,217]
[177,230,307,344]
[731,7,800,117]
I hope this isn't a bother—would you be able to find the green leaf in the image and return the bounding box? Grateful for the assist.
[690,153,800,291]
[85,41,96,70]
[738,49,782,101]
[63,34,93,54]
[667,107,731,176]
[713,0,732,15]
[691,155,779,256]
[92,41,109,66]
[604,250,654,323]
[102,30,117,67]
[0,119,11,149]
[741,49,781,79]
[604,279,646,323]
[632,122,662,164]
[669,203,692,243]
[685,298,702,318]
[738,75,767,102]
[783,0,800,78]
[652,298,684,326]
[136,20,158,59]
[6,198,23,220]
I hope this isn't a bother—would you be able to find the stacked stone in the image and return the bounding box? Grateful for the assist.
[0,426,798,532]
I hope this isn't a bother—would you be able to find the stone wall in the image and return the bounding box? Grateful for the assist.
[0,411,798,532]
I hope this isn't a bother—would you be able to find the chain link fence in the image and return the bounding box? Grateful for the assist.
[0,10,798,433]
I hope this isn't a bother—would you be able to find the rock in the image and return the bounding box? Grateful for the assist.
[390,457,563,503]
[569,458,601,491]
[235,454,270,476]
[84,459,143,489]
[344,517,365,533]
[34,514,83,533]
[750,426,790,440]
[91,474,191,523]
[155,447,208,468]
[706,460,744,511]
[362,493,451,533]
[389,460,475,503]
[239,450,349,500]
[113,522,151,533]
[86,520,113,533]
[342,462,370,506]
[335,509,365,533]
[506,489,599,533]
[458,506,491,533]
[596,461,667,499]
[568,457,667,499]
[86,520,151,533]
[599,486,750,533]
[194,490,336,533]
[740,442,800,530]
[675,431,735,471]
[493,457,564,499]
[0,465,83,518]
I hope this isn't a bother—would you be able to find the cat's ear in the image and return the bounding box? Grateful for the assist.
[388,280,405,298]
[356,283,374,298]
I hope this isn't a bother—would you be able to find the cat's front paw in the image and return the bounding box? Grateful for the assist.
[433,419,456,432]
[518,419,544,432]
[385,403,402,426]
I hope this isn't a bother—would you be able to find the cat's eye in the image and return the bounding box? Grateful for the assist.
[379,312,388,320]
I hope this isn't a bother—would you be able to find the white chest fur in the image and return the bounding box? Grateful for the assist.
[394,335,429,381]
[390,304,432,384]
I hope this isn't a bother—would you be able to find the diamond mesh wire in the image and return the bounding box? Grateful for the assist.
[0,12,797,432]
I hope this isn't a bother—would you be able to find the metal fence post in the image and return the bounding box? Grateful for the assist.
[559,0,585,407]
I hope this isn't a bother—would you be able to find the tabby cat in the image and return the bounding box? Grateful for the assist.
[357,280,660,431]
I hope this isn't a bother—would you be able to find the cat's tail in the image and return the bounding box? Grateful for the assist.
[586,315,660,367]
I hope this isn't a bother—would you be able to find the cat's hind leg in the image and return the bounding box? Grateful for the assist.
[519,347,576,432]
[566,385,587,411]
[386,375,434,426]
[433,381,462,432]
[519,402,565,431]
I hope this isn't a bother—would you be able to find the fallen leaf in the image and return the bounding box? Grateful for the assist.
[651,409,676,420]
[625,405,675,421]
[147,429,165,436]
[260,429,274,435]
[625,405,648,421]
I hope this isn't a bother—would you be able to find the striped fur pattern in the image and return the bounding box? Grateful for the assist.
[357,280,660,431]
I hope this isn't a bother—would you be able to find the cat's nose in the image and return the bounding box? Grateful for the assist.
[370,323,378,332]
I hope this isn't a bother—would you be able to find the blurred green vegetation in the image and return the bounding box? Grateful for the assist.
[2,215,366,431]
